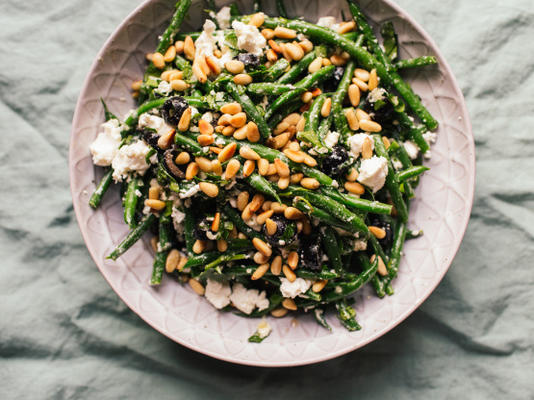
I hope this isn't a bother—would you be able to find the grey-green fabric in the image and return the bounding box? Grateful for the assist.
[1,0,532,398]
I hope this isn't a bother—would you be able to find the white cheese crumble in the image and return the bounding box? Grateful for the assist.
[215,6,231,29]
[156,80,172,96]
[353,239,368,251]
[347,133,373,158]
[257,320,272,339]
[195,20,233,68]
[368,87,387,103]
[403,140,419,159]
[201,111,214,123]
[138,113,174,136]
[229,283,269,314]
[111,140,152,182]
[357,156,388,193]
[205,279,232,309]
[423,131,437,145]
[231,21,266,57]
[279,278,312,298]
[324,130,340,148]
[316,16,340,31]
[89,119,122,166]
[179,184,200,199]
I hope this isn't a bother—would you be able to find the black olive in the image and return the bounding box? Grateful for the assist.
[194,217,212,240]
[139,128,160,148]
[164,149,184,179]
[237,53,260,68]
[262,214,297,247]
[161,96,189,126]
[323,66,345,92]
[362,92,395,126]
[298,234,323,271]
[370,219,393,248]
[320,145,350,177]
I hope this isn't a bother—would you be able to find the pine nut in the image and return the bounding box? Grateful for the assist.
[256,158,269,176]
[145,53,153,61]
[163,45,176,62]
[251,263,269,281]
[185,162,199,180]
[165,249,181,273]
[253,251,270,264]
[282,264,296,282]
[188,278,205,295]
[277,177,289,190]
[148,186,160,200]
[283,113,301,125]
[348,84,361,107]
[243,160,255,177]
[209,212,221,232]
[344,108,359,131]
[299,39,314,53]
[261,28,275,39]
[287,251,299,269]
[145,199,165,210]
[355,109,371,121]
[266,163,278,175]
[183,36,195,60]
[192,239,206,254]
[283,149,304,163]
[249,12,265,27]
[345,181,365,195]
[270,132,290,149]
[262,201,272,211]
[237,232,248,239]
[301,91,313,103]
[368,68,378,91]
[199,182,219,198]
[170,79,188,91]
[205,55,221,75]
[270,255,282,275]
[312,279,328,293]
[369,226,387,239]
[241,203,253,221]
[296,117,306,132]
[256,209,273,225]
[197,134,214,146]
[131,80,142,91]
[150,236,158,252]
[362,137,373,159]
[177,255,188,271]
[288,141,300,151]
[322,58,331,66]
[290,173,304,184]
[225,60,244,75]
[236,192,249,211]
[300,177,320,189]
[284,207,303,220]
[268,39,283,54]
[224,159,241,179]
[371,254,387,276]
[274,26,297,39]
[271,307,288,317]
[174,40,184,53]
[354,68,370,81]
[274,158,290,177]
[168,71,183,81]
[240,146,260,160]
[177,107,191,131]
[264,48,277,62]
[382,136,391,149]
[249,194,265,212]
[282,298,297,310]
[214,239,227,252]
[220,102,242,115]
[157,129,175,149]
[222,126,235,136]
[321,98,332,117]
[213,49,222,58]
[218,114,231,126]
[198,119,214,135]
[211,146,224,154]
[211,159,223,175]
[233,73,252,85]
[233,125,248,140]
[229,112,247,128]
[346,167,359,182]
[286,42,304,61]
[330,54,346,66]
[303,153,317,167]
[152,52,165,69]
[274,122,289,135]
[271,202,286,213]
[195,157,212,173]
[265,218,278,236]
[252,237,272,257]
[352,77,369,91]
[360,119,382,132]
[337,20,356,34]
[192,59,207,83]
[218,142,237,162]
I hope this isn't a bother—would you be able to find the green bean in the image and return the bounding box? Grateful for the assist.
[331,61,356,138]
[313,308,331,331]
[322,227,343,273]
[406,229,423,240]
[396,112,430,153]
[296,130,327,151]
[277,50,318,84]
[107,213,157,260]
[247,83,296,96]
[395,56,437,70]
[183,208,196,253]
[396,166,429,182]
[124,98,167,127]
[150,250,167,286]
[372,134,409,222]
[386,219,407,280]
[265,65,334,120]
[89,169,113,209]
[183,252,221,269]
[293,198,358,233]
[100,98,118,121]
[123,177,142,228]
[305,94,326,132]
[246,173,282,203]
[335,299,361,331]
[229,3,240,16]
[296,268,339,280]
[226,82,271,140]
[150,214,172,285]
[174,132,204,155]
[320,186,392,215]
[263,58,291,82]
[204,253,248,271]
[276,0,288,18]
[380,21,398,62]
[317,114,332,142]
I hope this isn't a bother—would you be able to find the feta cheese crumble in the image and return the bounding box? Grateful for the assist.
[231,21,266,57]
[403,140,419,160]
[257,320,272,339]
[179,184,200,199]
[229,283,269,314]
[205,279,232,309]
[195,20,233,69]
[347,133,374,158]
[215,6,231,29]
[357,156,388,193]
[368,87,387,103]
[138,113,174,136]
[111,140,152,181]
[89,119,122,166]
[324,130,340,148]
[316,16,340,32]
[279,278,312,298]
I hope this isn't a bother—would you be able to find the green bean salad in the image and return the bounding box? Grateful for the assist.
[88,0,438,341]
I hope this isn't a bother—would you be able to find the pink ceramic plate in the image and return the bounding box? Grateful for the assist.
[70,0,475,366]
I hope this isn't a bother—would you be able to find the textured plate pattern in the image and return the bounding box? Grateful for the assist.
[69,0,474,366]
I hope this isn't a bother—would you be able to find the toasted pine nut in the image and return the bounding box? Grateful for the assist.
[157,129,175,149]
[299,39,314,53]
[270,255,282,275]
[218,114,231,126]
[251,263,269,281]
[152,52,165,69]
[213,239,226,253]
[177,255,188,271]
[345,108,359,131]
[354,68,370,81]
[192,239,206,254]
[282,298,297,310]
[249,12,265,27]
[266,163,278,176]
[368,68,378,91]
[213,49,222,58]
[148,186,160,200]
[282,264,296,282]
[268,39,283,53]
[352,77,369,92]
[211,212,221,232]
[312,279,328,293]
[362,137,373,159]
[301,91,313,103]
[218,142,237,162]
[246,122,260,143]
[211,159,223,175]
[198,119,214,135]
[274,158,290,177]
[220,102,242,115]
[183,36,195,60]
[168,71,183,81]
[274,122,290,135]
[330,54,346,66]
[145,199,165,210]
[322,57,331,66]
[277,176,289,190]
[253,251,270,264]
[262,201,272,211]
[290,173,304,184]
[265,218,278,236]
[271,202,287,213]
[257,158,269,176]
[174,40,184,53]
[225,60,244,74]
[165,249,181,273]
[252,237,272,257]
[197,134,214,146]
[256,210,273,225]
[287,251,299,269]
[145,53,153,61]
[360,119,382,133]
[240,145,260,160]
[131,80,142,91]
[296,116,306,132]
[163,45,176,62]
[369,226,387,239]
[382,136,391,149]
[283,113,301,125]
[371,254,388,276]
[170,79,188,91]
[288,141,300,151]
[205,55,221,75]
[222,126,235,136]
[355,108,371,121]
[188,278,205,295]
[346,167,359,182]
[345,181,365,195]
[337,20,356,34]
[283,149,304,163]
[307,57,323,74]
[185,162,199,180]
[300,177,320,189]
[199,182,219,198]
[266,48,278,62]
[321,98,332,117]
[178,107,191,132]
[348,84,361,107]
[261,28,275,39]
[270,132,290,149]
[233,73,252,85]
[192,60,207,83]
[224,159,241,179]
[243,159,255,177]
[249,194,265,212]
[286,42,304,61]
[284,206,303,220]
[303,153,318,167]
[233,125,248,140]
[271,307,288,317]
[229,112,247,128]
[236,191,249,211]
[274,26,297,39]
